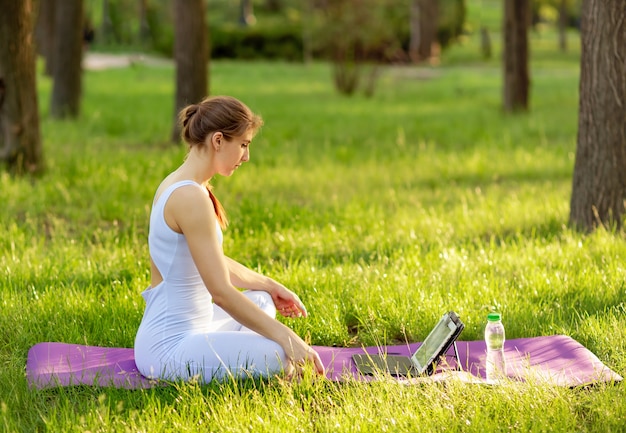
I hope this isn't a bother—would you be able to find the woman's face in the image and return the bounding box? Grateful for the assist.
[214,130,253,176]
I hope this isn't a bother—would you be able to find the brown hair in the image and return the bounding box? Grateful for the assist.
[178,96,263,229]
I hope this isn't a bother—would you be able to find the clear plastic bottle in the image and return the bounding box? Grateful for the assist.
[485,312,506,382]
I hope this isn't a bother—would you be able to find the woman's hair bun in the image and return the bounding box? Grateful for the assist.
[182,104,198,129]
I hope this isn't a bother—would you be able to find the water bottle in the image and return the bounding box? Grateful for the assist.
[485,312,506,381]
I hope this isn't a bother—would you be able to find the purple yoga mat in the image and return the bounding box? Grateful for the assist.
[320,335,622,386]
[26,342,158,389]
[26,335,622,389]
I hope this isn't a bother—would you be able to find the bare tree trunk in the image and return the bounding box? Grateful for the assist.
[0,0,44,174]
[503,0,530,112]
[35,0,57,76]
[480,26,492,59]
[409,0,439,63]
[138,0,151,46]
[569,0,626,231]
[50,0,83,119]
[101,0,114,45]
[420,0,439,61]
[171,0,208,143]
[409,0,420,62]
[302,0,313,64]
[558,0,568,52]
[239,0,256,26]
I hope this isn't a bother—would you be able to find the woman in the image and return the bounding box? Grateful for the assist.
[134,95,324,382]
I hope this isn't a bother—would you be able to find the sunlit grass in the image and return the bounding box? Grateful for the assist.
[2,22,626,432]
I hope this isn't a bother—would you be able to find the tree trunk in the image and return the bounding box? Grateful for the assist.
[171,0,209,143]
[0,0,44,174]
[239,0,256,26]
[480,26,492,60]
[569,0,626,231]
[503,0,530,112]
[409,0,439,63]
[101,0,114,45]
[302,0,313,64]
[558,0,568,52]
[409,0,420,62]
[138,0,151,46]
[35,0,57,76]
[50,0,83,119]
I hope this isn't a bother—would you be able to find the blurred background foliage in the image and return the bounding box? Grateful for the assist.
[83,0,582,61]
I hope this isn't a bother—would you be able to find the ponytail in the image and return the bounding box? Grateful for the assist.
[207,186,228,229]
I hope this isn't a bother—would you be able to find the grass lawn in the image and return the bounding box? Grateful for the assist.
[1,18,625,433]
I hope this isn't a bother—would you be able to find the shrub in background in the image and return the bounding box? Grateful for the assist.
[84,0,468,62]
[211,23,303,61]
[145,1,174,56]
[311,0,403,95]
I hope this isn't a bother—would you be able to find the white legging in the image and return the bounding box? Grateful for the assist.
[162,291,287,382]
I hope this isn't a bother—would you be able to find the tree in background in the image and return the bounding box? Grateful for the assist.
[480,26,492,59]
[502,0,530,113]
[101,0,114,45]
[569,0,626,231]
[35,0,57,76]
[240,0,256,26]
[409,0,439,63]
[530,0,582,51]
[0,0,44,174]
[100,0,142,46]
[50,0,84,119]
[557,0,568,51]
[171,0,209,143]
[138,0,151,47]
[313,0,401,96]
[302,0,314,63]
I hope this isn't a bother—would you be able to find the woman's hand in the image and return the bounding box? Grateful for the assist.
[282,335,325,379]
[270,283,308,319]
[224,257,309,318]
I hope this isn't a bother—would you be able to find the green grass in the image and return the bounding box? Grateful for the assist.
[2,24,626,432]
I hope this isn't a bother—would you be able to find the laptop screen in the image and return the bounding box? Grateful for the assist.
[411,314,458,372]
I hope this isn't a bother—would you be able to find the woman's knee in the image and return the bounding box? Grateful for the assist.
[243,290,275,313]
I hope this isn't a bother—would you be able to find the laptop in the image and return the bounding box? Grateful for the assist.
[352,311,465,377]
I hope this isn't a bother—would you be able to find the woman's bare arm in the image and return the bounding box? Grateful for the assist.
[225,256,308,318]
[166,185,323,374]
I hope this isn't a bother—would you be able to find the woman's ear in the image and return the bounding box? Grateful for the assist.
[211,132,223,152]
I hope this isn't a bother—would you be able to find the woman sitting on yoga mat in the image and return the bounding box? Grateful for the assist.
[134,95,324,382]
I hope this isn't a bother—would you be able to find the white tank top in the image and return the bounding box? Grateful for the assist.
[136,180,223,362]
[149,180,223,289]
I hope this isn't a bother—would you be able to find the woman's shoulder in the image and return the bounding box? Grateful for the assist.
[154,178,207,204]
[157,179,214,233]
